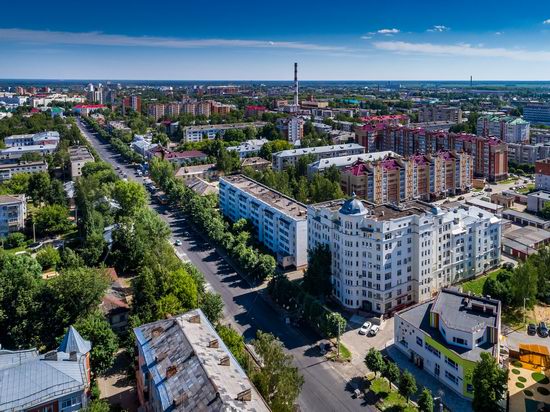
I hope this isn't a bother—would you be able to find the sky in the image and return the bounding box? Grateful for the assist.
[2,0,550,80]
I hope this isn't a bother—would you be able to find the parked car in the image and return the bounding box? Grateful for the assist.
[368,325,380,336]
[359,322,371,335]
[538,322,549,338]
[458,196,465,200]
[528,323,537,336]
[174,239,182,246]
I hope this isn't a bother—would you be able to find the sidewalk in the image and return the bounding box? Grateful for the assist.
[385,345,472,412]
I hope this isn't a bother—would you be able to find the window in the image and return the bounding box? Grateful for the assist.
[445,370,458,384]
[416,337,423,347]
[61,396,81,410]
[425,342,441,358]
[452,337,467,346]
[445,356,458,370]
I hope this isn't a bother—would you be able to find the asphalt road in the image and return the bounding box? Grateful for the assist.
[76,119,374,412]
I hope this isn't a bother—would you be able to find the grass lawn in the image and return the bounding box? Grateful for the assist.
[327,341,352,362]
[517,184,535,194]
[2,244,30,255]
[461,270,501,295]
[369,377,417,412]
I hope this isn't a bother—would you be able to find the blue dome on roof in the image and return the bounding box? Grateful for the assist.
[340,193,367,215]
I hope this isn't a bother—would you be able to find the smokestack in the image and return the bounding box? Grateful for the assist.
[294,62,299,107]
[470,75,473,88]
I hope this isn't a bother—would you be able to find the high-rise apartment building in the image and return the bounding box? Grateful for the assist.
[476,115,530,143]
[507,142,550,164]
[418,106,462,124]
[196,101,211,117]
[524,103,550,126]
[307,198,501,314]
[272,143,365,172]
[165,102,181,117]
[219,174,308,268]
[131,95,142,112]
[340,151,472,203]
[147,103,165,121]
[355,125,508,181]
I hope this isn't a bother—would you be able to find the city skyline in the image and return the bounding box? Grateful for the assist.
[3,0,550,80]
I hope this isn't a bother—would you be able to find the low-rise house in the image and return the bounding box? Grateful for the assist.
[502,209,550,229]
[73,104,107,116]
[99,268,131,333]
[502,226,550,260]
[134,309,270,412]
[0,160,48,182]
[241,156,271,171]
[4,131,60,147]
[175,163,218,182]
[527,190,550,213]
[68,146,94,179]
[0,194,26,237]
[227,139,268,158]
[131,134,157,158]
[465,197,504,217]
[186,177,219,196]
[0,327,92,412]
[152,147,208,165]
[490,192,515,208]
[394,288,501,400]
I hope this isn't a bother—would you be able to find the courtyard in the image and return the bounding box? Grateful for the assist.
[509,362,550,412]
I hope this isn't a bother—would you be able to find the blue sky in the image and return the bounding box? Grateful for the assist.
[2,0,550,80]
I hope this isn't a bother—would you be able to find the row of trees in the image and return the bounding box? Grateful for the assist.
[482,248,550,307]
[243,158,344,204]
[149,158,277,282]
[82,116,144,163]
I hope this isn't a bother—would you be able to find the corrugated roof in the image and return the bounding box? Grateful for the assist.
[58,326,91,355]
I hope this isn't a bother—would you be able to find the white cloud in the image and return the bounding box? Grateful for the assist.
[372,40,550,62]
[427,25,450,32]
[0,28,344,52]
[543,19,550,24]
[495,32,503,35]
[377,28,400,35]
[360,35,372,40]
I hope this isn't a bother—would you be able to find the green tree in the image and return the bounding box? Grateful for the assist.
[4,232,26,249]
[398,370,417,403]
[33,204,71,236]
[364,348,385,377]
[58,247,85,269]
[27,172,51,205]
[112,180,148,215]
[510,260,538,307]
[251,331,304,412]
[303,244,332,297]
[200,291,224,324]
[418,388,434,412]
[323,312,347,339]
[4,173,30,193]
[36,245,61,270]
[216,324,247,366]
[74,310,118,375]
[382,361,400,391]
[83,400,110,412]
[156,294,183,318]
[472,352,508,412]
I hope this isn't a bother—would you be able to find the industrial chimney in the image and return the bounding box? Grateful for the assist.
[293,62,299,107]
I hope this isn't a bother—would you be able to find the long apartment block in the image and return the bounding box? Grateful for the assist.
[272,143,365,172]
[355,125,508,181]
[340,151,473,203]
[307,197,501,315]
[219,174,308,268]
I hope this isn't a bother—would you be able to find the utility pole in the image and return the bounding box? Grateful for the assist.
[524,297,528,324]
[337,321,341,359]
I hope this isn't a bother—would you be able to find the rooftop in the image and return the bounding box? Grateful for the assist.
[0,194,25,205]
[398,288,500,362]
[309,151,398,171]
[68,146,94,161]
[273,143,365,159]
[502,209,550,225]
[222,174,307,220]
[528,191,550,201]
[175,163,217,177]
[183,122,267,131]
[133,309,269,412]
[503,226,550,247]
[311,198,434,220]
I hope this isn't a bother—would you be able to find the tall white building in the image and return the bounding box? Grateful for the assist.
[272,143,365,172]
[307,197,501,314]
[219,174,308,268]
[476,115,530,143]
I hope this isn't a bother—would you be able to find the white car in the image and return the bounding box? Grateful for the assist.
[369,325,380,336]
[359,322,372,335]
[174,239,182,246]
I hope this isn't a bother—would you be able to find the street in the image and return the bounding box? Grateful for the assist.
[76,119,374,412]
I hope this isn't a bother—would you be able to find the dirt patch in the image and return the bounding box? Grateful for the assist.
[532,304,550,323]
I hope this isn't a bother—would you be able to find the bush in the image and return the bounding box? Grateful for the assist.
[4,232,26,249]
[36,245,61,270]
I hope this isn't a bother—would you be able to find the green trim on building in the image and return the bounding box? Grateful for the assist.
[425,335,477,398]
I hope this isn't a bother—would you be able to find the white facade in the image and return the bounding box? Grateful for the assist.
[4,131,60,147]
[226,139,268,158]
[272,143,365,172]
[219,175,308,268]
[0,161,48,182]
[69,146,94,179]
[0,195,27,237]
[0,144,58,161]
[182,122,267,143]
[307,198,501,314]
